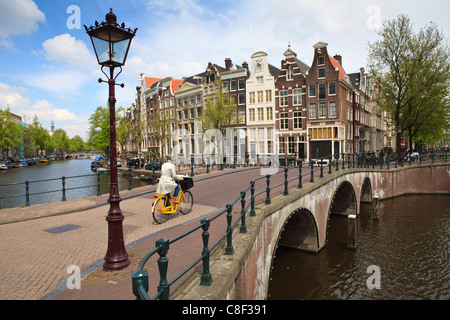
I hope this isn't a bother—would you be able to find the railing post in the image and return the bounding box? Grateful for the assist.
[336,154,339,172]
[97,172,102,196]
[25,181,30,207]
[149,166,154,185]
[283,167,289,195]
[206,163,210,174]
[191,157,194,177]
[265,175,271,204]
[156,239,170,300]
[328,157,332,174]
[240,191,247,233]
[320,158,324,178]
[310,161,315,183]
[132,270,149,300]
[61,177,67,202]
[342,153,345,170]
[250,181,255,217]
[200,219,213,286]
[225,205,234,255]
[298,162,303,189]
[353,153,355,168]
[128,168,133,190]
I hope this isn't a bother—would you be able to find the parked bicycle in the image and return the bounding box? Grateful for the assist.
[152,177,194,224]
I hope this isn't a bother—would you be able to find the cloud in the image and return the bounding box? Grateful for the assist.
[42,33,97,69]
[21,69,89,95]
[0,0,45,48]
[0,82,31,109]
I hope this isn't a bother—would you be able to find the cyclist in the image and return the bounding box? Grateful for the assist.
[156,156,184,204]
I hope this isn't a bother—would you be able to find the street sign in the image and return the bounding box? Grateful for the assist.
[400,141,406,147]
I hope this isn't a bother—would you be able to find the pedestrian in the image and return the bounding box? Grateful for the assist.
[156,156,184,204]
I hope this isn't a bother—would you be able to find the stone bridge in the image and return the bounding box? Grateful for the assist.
[178,163,449,300]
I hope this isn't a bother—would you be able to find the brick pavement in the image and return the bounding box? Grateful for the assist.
[0,166,265,300]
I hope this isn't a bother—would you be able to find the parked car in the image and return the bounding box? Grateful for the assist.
[127,158,144,168]
[145,161,162,171]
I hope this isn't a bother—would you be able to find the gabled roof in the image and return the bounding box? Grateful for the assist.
[268,64,281,78]
[329,55,349,83]
[145,77,162,89]
[172,79,184,93]
[294,57,310,74]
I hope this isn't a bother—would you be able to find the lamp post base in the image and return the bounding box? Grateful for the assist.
[103,206,130,271]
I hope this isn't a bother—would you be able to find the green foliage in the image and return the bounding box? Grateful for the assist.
[368,14,450,148]
[0,109,24,155]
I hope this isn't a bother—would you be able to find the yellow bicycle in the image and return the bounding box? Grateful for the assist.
[152,177,194,224]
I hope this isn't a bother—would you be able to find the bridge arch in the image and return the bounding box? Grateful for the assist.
[329,180,358,216]
[360,177,372,203]
[274,208,319,253]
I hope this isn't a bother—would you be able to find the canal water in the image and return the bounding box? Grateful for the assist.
[268,194,449,300]
[0,159,150,209]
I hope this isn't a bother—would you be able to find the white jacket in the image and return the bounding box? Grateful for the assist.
[156,161,183,194]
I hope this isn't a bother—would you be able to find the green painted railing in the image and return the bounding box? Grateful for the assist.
[0,168,146,209]
[132,150,448,300]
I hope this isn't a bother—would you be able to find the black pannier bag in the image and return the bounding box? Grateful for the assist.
[179,177,194,191]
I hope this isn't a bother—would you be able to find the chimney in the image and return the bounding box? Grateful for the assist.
[333,55,342,67]
[242,61,248,70]
[225,58,232,71]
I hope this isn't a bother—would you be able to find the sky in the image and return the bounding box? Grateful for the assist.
[1,0,449,141]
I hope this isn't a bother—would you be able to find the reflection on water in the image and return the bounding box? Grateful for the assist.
[0,159,150,209]
[269,195,450,300]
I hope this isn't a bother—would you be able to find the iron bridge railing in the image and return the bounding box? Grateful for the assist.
[131,150,448,300]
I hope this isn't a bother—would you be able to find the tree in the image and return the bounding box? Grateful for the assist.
[201,77,240,135]
[70,135,86,152]
[52,128,70,154]
[88,105,123,156]
[0,108,24,157]
[149,108,171,163]
[368,14,450,151]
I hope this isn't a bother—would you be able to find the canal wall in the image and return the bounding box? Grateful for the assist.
[178,163,449,300]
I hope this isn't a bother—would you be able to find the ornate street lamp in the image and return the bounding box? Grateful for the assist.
[85,9,137,271]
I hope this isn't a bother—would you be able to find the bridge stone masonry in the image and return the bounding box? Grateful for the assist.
[176,162,449,300]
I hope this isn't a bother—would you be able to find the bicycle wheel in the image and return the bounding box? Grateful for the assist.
[179,191,193,214]
[153,197,170,224]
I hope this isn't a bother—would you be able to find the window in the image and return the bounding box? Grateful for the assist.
[329,82,336,95]
[318,56,325,65]
[197,107,202,117]
[267,128,273,153]
[257,76,263,84]
[288,136,295,153]
[249,109,255,122]
[239,79,245,90]
[238,93,245,105]
[280,90,288,106]
[319,102,327,118]
[279,136,285,154]
[319,83,326,99]
[197,94,201,103]
[309,84,316,97]
[184,109,188,119]
[258,129,265,154]
[293,111,302,129]
[287,68,294,80]
[257,108,264,121]
[178,111,182,120]
[230,80,237,91]
[280,112,289,130]
[190,109,195,119]
[209,86,213,95]
[223,81,228,91]
[329,101,336,118]
[257,91,264,103]
[266,107,273,121]
[170,97,175,106]
[309,103,316,119]
[249,92,255,104]
[293,88,302,105]
[318,68,325,78]
[190,96,194,105]
[266,90,272,102]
